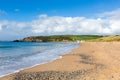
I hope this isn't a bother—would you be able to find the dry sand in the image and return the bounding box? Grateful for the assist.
[0,42,120,80]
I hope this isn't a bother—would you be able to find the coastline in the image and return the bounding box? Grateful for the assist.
[0,42,78,78]
[0,56,63,78]
[1,42,120,80]
[0,42,79,80]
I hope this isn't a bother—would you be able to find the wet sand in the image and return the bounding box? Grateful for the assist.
[1,42,120,80]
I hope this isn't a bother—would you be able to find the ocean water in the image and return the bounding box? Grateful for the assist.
[0,42,79,77]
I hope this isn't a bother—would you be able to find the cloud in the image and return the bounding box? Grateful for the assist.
[0,24,2,31]
[14,9,20,12]
[0,9,120,40]
[98,8,120,20]
[0,10,7,15]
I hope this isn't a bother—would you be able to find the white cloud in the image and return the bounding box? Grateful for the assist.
[30,15,119,35]
[0,24,2,31]
[99,8,120,20]
[14,9,19,12]
[0,10,7,15]
[38,14,48,18]
[0,9,120,40]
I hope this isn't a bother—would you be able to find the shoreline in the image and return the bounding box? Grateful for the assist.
[0,42,79,78]
[0,56,63,78]
[0,55,64,79]
[0,43,79,80]
[0,45,78,78]
[1,42,120,80]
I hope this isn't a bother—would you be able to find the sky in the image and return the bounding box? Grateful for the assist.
[0,0,120,40]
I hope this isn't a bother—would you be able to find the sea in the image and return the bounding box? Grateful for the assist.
[0,42,79,77]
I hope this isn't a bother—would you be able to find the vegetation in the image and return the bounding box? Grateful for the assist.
[13,35,103,42]
[89,35,120,42]
[13,35,120,42]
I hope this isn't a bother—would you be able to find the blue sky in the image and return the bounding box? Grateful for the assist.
[0,0,120,40]
[0,0,120,21]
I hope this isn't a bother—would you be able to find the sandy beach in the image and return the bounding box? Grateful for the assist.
[1,42,120,80]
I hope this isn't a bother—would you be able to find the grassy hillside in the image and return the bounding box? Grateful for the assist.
[14,35,103,42]
[89,35,120,42]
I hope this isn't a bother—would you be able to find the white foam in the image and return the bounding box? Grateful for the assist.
[0,42,79,78]
[0,56,63,78]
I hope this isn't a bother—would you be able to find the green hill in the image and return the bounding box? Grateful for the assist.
[89,35,120,42]
[13,35,103,42]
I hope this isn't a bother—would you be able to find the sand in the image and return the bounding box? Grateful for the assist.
[0,42,120,80]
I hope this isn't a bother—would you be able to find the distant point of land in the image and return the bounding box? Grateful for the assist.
[13,35,120,42]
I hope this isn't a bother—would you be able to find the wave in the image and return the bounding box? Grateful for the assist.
[0,42,79,78]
